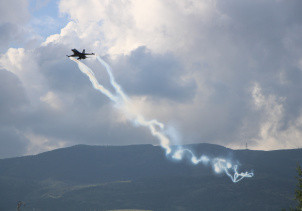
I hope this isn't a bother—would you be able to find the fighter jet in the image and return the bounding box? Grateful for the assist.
[67,49,95,60]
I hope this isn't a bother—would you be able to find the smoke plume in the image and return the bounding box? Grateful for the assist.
[70,56,254,183]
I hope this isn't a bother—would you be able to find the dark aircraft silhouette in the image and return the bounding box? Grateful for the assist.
[67,49,95,60]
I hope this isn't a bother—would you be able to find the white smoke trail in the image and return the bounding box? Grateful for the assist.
[72,58,118,102]
[96,56,128,103]
[172,147,253,182]
[71,57,172,154]
[96,55,172,153]
[70,56,254,183]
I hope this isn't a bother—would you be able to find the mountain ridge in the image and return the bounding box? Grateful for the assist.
[0,143,301,210]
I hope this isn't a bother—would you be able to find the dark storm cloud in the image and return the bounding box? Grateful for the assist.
[1,0,302,157]
[28,45,191,145]
[112,46,197,102]
[0,127,28,158]
[132,0,302,147]
[22,44,196,149]
[0,70,28,126]
[0,44,158,154]
[0,70,29,158]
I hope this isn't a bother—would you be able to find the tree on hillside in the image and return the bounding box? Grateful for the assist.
[285,165,302,211]
[294,164,302,211]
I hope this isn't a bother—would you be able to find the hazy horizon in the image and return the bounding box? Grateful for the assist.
[1,141,301,160]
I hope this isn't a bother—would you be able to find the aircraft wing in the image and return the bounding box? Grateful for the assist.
[72,49,80,54]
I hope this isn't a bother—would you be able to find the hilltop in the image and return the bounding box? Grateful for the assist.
[0,143,301,210]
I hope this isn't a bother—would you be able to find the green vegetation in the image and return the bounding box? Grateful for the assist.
[284,164,302,211]
[294,164,302,210]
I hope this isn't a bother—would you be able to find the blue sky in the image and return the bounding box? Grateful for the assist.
[29,0,68,38]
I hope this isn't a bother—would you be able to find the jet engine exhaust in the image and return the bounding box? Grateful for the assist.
[69,56,254,183]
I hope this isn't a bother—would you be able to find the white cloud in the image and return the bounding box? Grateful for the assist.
[0,0,30,24]
[45,0,226,56]
[24,131,67,155]
[0,48,48,102]
[1,0,302,157]
[40,91,63,110]
[251,83,302,150]
[23,0,302,151]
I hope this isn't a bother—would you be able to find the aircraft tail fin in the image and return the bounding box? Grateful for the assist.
[82,49,85,54]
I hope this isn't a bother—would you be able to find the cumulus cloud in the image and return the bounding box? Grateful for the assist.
[46,0,226,56]
[0,0,31,52]
[0,70,29,158]
[0,44,162,157]
[250,83,302,149]
[0,0,29,24]
[0,48,47,102]
[112,46,196,101]
[1,0,302,157]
